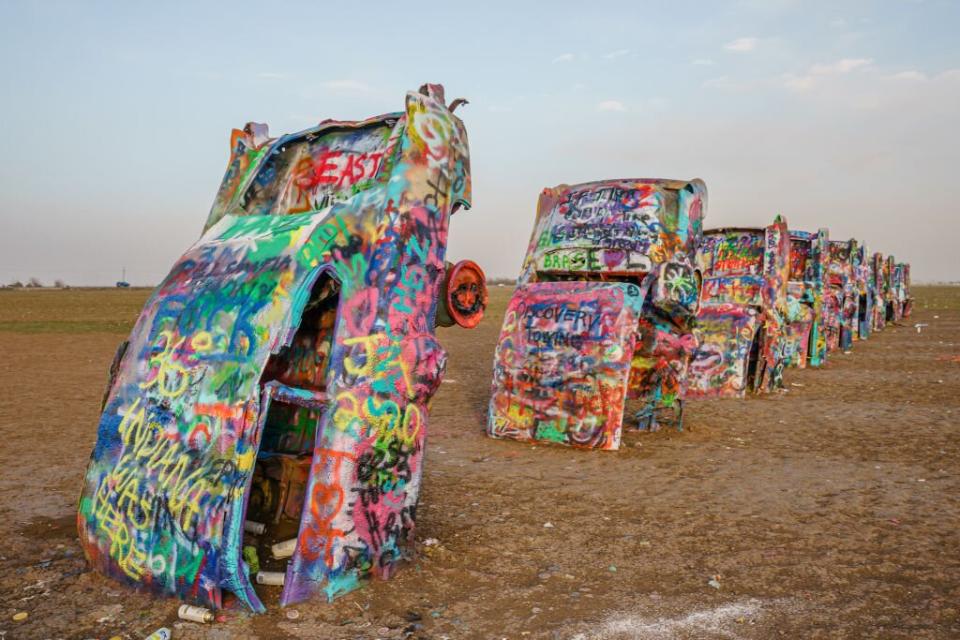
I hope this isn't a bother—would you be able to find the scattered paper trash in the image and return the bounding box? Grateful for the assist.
[272,538,297,559]
[707,576,722,589]
[144,628,171,640]
[543,522,554,528]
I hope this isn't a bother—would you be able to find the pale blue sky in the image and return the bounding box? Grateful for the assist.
[1,0,958,284]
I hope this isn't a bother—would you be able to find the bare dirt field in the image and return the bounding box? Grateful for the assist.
[1,286,958,640]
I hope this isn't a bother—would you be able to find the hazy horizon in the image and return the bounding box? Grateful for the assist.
[2,0,958,286]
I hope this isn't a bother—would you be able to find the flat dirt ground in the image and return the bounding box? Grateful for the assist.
[1,286,958,640]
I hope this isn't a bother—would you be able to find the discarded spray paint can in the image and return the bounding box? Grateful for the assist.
[243,520,266,535]
[272,538,297,559]
[178,604,214,623]
[256,570,286,586]
[144,628,172,640]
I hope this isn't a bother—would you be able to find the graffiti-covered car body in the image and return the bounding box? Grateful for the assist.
[783,228,828,368]
[78,84,486,612]
[687,216,791,398]
[824,239,858,352]
[900,263,913,318]
[872,252,888,331]
[487,178,706,450]
[892,261,913,320]
[853,241,874,340]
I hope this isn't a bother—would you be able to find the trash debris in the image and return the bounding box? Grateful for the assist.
[256,571,286,586]
[272,538,297,559]
[707,576,722,589]
[423,537,440,547]
[243,545,260,575]
[178,604,214,623]
[543,522,554,528]
[144,628,172,640]
[12,611,28,622]
[608,565,617,572]
[285,609,300,620]
[915,323,929,333]
[790,382,804,387]
[243,520,266,535]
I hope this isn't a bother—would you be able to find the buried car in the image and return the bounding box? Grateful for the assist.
[78,84,486,612]
[784,228,829,368]
[853,241,874,340]
[872,252,888,331]
[893,261,913,320]
[687,216,791,398]
[825,239,858,352]
[487,178,706,450]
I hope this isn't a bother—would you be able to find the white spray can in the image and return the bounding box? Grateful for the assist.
[256,570,286,586]
[243,520,266,535]
[178,604,214,623]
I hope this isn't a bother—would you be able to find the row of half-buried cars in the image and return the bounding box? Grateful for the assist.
[77,84,912,614]
[488,183,913,450]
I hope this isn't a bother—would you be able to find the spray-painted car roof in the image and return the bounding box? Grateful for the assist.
[207,110,469,228]
[521,178,706,278]
[788,229,829,283]
[698,227,766,277]
[828,239,855,261]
